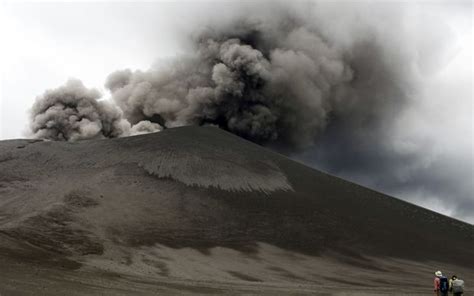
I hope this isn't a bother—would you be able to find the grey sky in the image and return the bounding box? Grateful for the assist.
[0,1,472,223]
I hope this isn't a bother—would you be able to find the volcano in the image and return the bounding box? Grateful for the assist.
[0,126,472,295]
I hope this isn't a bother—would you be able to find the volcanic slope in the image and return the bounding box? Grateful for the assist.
[0,126,472,295]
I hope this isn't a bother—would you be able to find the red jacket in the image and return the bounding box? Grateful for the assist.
[434,277,440,291]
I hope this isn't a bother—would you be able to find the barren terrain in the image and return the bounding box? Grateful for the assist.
[0,126,472,295]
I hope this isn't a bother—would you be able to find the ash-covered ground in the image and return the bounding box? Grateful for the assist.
[0,126,472,295]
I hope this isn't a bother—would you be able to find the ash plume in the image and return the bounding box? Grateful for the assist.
[30,5,413,150]
[29,79,131,141]
[104,15,397,150]
[29,80,165,141]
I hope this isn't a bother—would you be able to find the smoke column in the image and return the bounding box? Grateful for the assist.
[29,4,413,151]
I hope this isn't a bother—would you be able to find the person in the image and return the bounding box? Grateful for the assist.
[449,275,465,296]
[434,271,449,296]
[449,275,455,293]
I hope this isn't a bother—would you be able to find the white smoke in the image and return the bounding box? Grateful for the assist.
[130,120,162,136]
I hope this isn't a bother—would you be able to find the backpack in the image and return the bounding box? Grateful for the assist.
[452,279,464,293]
[439,276,449,292]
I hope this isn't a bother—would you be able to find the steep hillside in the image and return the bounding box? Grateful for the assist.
[0,126,472,295]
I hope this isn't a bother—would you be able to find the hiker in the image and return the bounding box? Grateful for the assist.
[434,271,449,296]
[449,275,465,296]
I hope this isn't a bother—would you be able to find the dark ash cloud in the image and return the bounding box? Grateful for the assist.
[103,9,414,152]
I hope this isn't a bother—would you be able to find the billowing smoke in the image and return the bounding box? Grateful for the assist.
[29,79,130,141]
[29,5,413,151]
[103,13,409,151]
[29,79,163,141]
[130,120,162,135]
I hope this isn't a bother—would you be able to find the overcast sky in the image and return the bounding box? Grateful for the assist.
[0,1,472,223]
